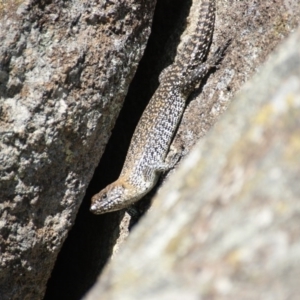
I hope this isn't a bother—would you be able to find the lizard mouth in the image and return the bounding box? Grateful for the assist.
[90,197,120,214]
[90,202,109,214]
[90,203,99,213]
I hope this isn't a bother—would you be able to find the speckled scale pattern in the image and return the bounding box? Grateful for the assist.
[91,0,218,214]
[176,0,215,71]
[121,78,186,187]
[120,0,216,186]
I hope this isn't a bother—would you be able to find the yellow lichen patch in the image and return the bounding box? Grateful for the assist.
[272,13,290,38]
[275,201,289,215]
[164,224,192,261]
[225,248,244,269]
[284,130,300,164]
[252,103,274,126]
[285,93,297,107]
[0,0,23,17]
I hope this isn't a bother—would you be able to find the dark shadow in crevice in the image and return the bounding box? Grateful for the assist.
[44,0,191,299]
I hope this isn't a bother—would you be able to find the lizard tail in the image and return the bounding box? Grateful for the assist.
[175,0,216,71]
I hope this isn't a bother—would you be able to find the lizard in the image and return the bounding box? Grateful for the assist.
[90,0,229,214]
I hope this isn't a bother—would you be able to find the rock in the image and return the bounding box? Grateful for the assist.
[84,24,300,300]
[0,0,156,299]
[173,0,300,154]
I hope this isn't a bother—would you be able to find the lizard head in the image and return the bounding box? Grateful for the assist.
[90,181,133,214]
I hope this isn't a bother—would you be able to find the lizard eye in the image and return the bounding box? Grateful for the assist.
[102,193,107,200]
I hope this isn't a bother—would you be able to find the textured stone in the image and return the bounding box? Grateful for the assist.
[85,24,300,300]
[49,0,300,297]
[0,0,156,299]
[173,0,300,154]
[114,0,300,256]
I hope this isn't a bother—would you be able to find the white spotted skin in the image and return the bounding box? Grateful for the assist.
[91,0,220,214]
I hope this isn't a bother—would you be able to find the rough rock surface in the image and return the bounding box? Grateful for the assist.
[114,0,300,258]
[1,0,300,298]
[85,26,300,300]
[46,0,300,298]
[0,0,156,299]
[173,0,300,154]
[116,0,300,219]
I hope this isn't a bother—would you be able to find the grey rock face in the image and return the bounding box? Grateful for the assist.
[1,0,300,298]
[173,0,300,154]
[0,0,156,299]
[85,26,300,300]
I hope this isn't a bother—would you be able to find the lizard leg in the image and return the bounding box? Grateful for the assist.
[184,39,232,89]
[142,163,166,182]
[163,145,181,171]
[142,150,180,181]
[142,166,155,182]
[142,162,174,181]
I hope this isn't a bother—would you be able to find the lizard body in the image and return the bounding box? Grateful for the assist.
[91,0,228,214]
